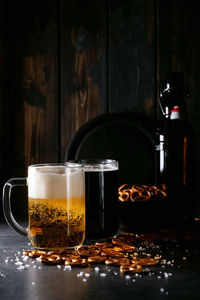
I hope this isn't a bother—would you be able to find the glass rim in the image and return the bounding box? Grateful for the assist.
[28,162,83,169]
[65,159,118,170]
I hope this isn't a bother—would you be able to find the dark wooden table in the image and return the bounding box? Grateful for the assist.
[1,222,200,300]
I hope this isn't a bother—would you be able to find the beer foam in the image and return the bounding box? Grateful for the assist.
[28,166,84,199]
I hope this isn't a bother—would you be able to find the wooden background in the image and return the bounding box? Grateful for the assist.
[0,0,200,219]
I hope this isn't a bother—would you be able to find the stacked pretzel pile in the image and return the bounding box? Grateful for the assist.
[23,233,159,274]
[118,184,167,203]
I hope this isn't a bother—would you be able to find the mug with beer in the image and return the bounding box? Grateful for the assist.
[67,159,119,239]
[2,163,85,250]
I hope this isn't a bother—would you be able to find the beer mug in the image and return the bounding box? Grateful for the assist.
[2,163,85,250]
[67,159,119,239]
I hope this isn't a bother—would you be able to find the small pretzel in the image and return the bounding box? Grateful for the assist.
[112,236,136,245]
[101,248,126,258]
[65,258,88,267]
[40,254,62,265]
[120,264,143,274]
[121,245,136,252]
[78,246,100,258]
[61,254,81,261]
[118,184,129,192]
[88,256,107,264]
[95,242,113,249]
[119,192,129,202]
[116,233,135,239]
[131,257,158,266]
[23,250,46,258]
[47,250,75,255]
[105,258,130,266]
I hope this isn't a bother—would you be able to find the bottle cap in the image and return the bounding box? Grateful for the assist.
[170,106,181,120]
[170,106,180,113]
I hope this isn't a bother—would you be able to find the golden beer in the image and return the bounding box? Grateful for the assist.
[27,165,85,250]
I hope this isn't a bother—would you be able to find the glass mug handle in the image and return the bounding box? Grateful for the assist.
[2,178,27,236]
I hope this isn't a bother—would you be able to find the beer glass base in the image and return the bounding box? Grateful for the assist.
[28,235,85,251]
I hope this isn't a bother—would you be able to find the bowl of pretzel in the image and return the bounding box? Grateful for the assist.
[118,184,168,232]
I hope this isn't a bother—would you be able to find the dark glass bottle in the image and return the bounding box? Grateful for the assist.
[156,73,194,221]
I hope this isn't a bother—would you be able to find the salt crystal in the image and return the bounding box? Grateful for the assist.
[5,260,8,263]
[132,279,136,282]
[85,273,90,277]
[183,257,187,261]
[160,288,164,293]
[157,276,161,279]
[57,265,61,269]
[114,272,118,275]
[100,273,107,277]
[125,275,131,280]
[94,267,99,272]
[164,273,169,278]
[15,261,23,265]
[25,264,30,268]
[23,256,28,261]
[82,278,87,282]
[17,266,25,270]
[135,273,139,277]
[32,282,35,285]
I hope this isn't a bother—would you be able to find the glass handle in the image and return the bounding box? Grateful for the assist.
[2,178,28,236]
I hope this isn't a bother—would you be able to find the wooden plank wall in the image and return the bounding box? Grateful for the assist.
[0,0,200,219]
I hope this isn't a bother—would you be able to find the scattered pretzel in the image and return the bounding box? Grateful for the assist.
[61,254,81,261]
[40,254,62,265]
[95,242,113,249]
[120,264,143,274]
[78,246,100,258]
[131,257,158,266]
[101,248,126,258]
[112,238,136,246]
[121,245,136,252]
[23,250,46,258]
[105,258,130,266]
[65,257,88,267]
[47,250,75,255]
[88,256,107,264]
